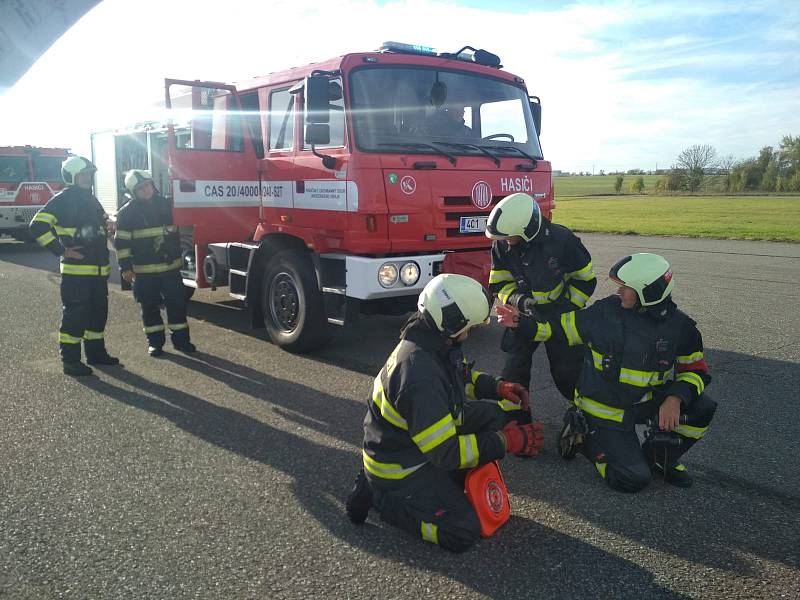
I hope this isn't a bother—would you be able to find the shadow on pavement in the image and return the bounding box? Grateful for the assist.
[81,342,800,591]
[80,367,682,599]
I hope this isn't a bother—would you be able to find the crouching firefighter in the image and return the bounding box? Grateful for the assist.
[486,192,596,417]
[114,170,195,357]
[497,253,715,492]
[346,274,544,552]
[29,156,119,376]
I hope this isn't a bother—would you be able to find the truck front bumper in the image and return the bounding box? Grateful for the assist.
[0,205,41,232]
[335,253,446,301]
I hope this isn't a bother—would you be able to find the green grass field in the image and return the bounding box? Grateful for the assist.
[554,174,662,197]
[551,196,800,242]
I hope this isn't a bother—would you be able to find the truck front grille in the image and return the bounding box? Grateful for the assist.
[442,195,504,238]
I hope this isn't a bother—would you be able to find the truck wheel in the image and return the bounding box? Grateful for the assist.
[261,249,330,353]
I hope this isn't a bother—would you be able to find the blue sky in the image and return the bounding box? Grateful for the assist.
[0,0,797,172]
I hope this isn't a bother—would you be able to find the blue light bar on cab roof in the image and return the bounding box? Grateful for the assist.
[379,41,438,56]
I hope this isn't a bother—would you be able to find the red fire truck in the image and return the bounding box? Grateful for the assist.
[91,42,554,352]
[0,146,69,241]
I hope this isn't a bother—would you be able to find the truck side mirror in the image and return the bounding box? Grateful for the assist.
[305,123,331,146]
[529,96,542,136]
[305,75,331,124]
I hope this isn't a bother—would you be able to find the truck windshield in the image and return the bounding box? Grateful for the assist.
[0,156,29,184]
[32,156,64,182]
[349,66,542,160]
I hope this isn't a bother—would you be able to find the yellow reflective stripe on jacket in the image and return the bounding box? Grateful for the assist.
[132,258,182,274]
[83,330,104,340]
[143,324,166,334]
[575,394,625,423]
[489,269,514,284]
[676,351,704,364]
[61,263,110,276]
[465,383,476,400]
[421,521,439,544]
[675,371,705,394]
[567,261,595,281]
[673,423,708,440]
[412,414,456,453]
[588,347,673,387]
[530,280,565,304]
[534,321,552,342]
[33,212,57,225]
[589,346,603,370]
[619,366,674,387]
[470,369,484,385]
[561,312,583,346]
[54,226,77,236]
[541,281,565,302]
[568,284,590,308]
[132,226,166,239]
[115,248,132,259]
[372,378,409,430]
[458,434,479,469]
[35,231,55,246]
[497,282,516,304]
[362,450,425,480]
[59,332,82,344]
[115,229,132,240]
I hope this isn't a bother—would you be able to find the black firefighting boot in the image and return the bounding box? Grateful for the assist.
[345,469,373,525]
[557,406,588,460]
[85,340,120,366]
[171,329,196,353]
[148,345,164,357]
[650,461,694,488]
[63,361,94,377]
[174,341,196,353]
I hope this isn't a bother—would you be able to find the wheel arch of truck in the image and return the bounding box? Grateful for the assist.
[245,232,322,328]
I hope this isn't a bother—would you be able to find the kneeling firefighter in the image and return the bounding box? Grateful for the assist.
[497,253,716,492]
[346,274,544,552]
[114,170,195,357]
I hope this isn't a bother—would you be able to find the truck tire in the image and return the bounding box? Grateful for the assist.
[260,248,330,353]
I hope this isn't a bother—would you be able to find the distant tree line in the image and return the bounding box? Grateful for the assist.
[654,136,800,193]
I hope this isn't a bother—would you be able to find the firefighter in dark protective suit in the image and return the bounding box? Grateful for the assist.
[29,156,119,376]
[114,170,195,357]
[497,253,716,492]
[486,192,597,414]
[345,274,544,552]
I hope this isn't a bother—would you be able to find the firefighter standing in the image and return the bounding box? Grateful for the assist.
[114,170,195,357]
[345,274,544,552]
[29,156,119,376]
[497,253,716,491]
[486,192,597,412]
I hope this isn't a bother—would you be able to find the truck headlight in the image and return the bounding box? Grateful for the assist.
[378,262,399,288]
[400,261,420,286]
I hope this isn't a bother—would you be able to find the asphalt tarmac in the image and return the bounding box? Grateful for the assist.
[1,233,798,599]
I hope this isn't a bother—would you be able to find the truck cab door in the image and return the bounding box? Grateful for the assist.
[164,79,262,283]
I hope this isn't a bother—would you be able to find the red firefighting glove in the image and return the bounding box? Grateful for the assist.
[500,420,545,457]
[496,380,530,411]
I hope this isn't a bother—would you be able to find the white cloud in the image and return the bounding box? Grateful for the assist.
[0,0,797,172]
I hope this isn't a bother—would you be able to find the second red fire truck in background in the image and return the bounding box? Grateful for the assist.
[91,42,554,352]
[0,146,69,241]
